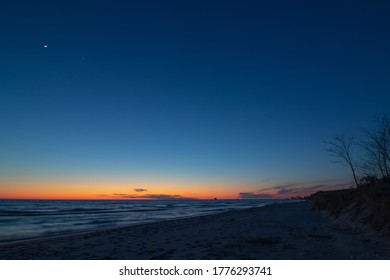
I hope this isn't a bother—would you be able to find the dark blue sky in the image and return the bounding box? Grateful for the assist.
[1,0,390,198]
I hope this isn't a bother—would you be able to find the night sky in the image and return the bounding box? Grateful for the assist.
[1,1,390,199]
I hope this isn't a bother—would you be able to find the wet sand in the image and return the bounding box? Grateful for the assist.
[0,201,389,259]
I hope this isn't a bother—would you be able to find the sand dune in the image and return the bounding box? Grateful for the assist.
[0,201,389,260]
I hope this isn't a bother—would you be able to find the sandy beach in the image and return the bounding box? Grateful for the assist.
[0,201,389,260]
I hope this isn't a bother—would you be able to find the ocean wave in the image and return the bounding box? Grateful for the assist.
[0,199,291,242]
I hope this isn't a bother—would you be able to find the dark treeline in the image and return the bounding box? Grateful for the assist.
[325,115,390,188]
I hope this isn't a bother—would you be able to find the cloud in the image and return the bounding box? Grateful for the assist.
[250,182,303,193]
[273,183,351,196]
[142,194,193,200]
[113,193,194,200]
[258,182,302,193]
[238,192,274,199]
[272,183,301,190]
[134,188,148,192]
[242,181,352,198]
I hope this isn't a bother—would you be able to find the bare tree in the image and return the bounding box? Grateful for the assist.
[359,145,384,178]
[325,135,360,187]
[360,115,390,181]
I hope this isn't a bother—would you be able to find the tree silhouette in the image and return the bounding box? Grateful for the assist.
[360,116,390,181]
[325,135,359,187]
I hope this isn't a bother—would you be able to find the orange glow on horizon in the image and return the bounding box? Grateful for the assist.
[0,178,248,200]
[0,176,328,200]
[0,177,330,200]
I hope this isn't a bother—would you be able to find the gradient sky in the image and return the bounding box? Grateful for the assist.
[1,0,390,199]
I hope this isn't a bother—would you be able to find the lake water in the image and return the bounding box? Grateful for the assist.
[0,199,295,243]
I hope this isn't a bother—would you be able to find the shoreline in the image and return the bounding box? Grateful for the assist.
[1,201,389,260]
[0,198,280,244]
[0,208,247,246]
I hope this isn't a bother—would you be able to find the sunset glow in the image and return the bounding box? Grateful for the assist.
[0,178,258,200]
